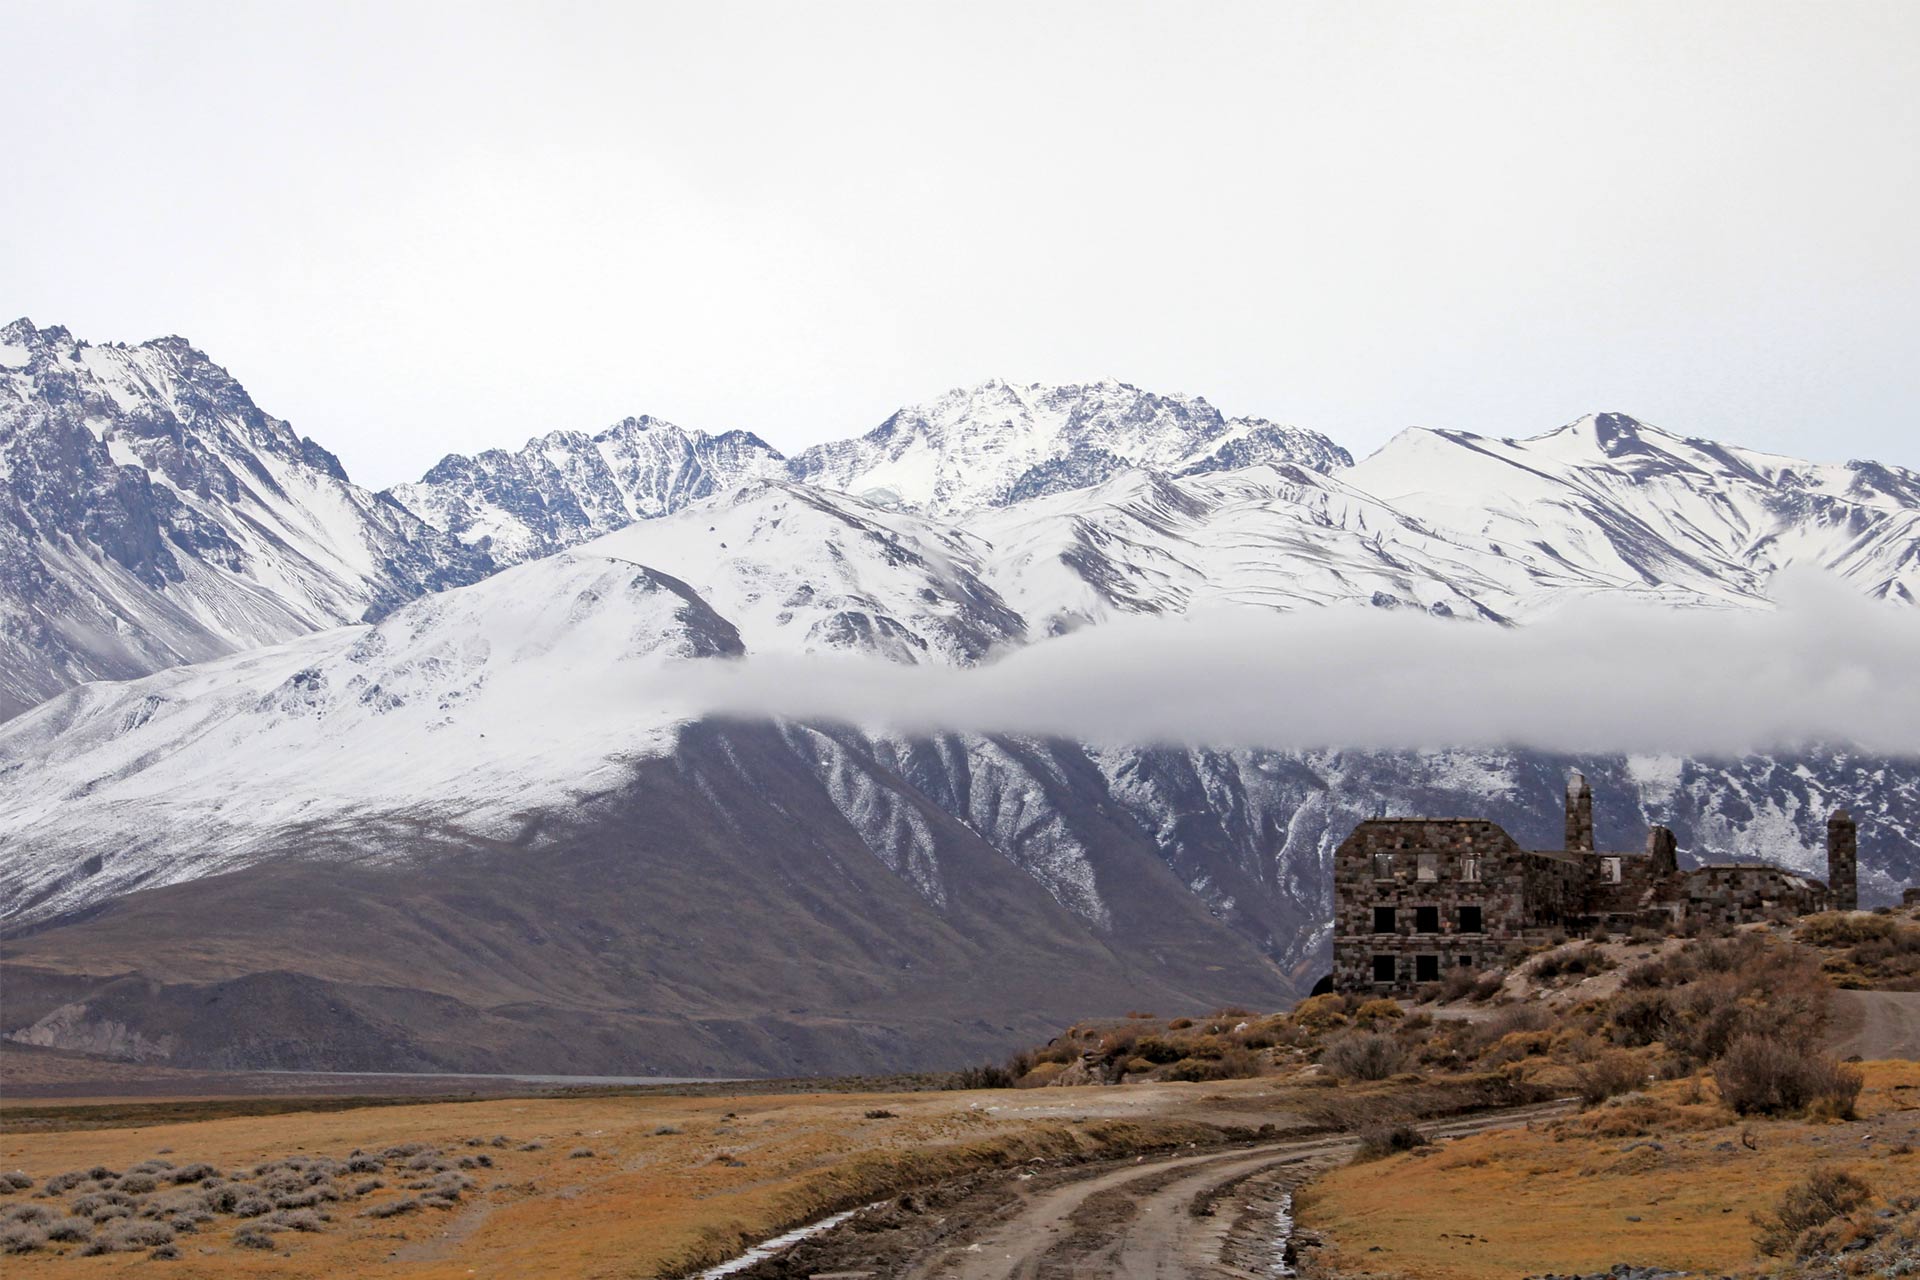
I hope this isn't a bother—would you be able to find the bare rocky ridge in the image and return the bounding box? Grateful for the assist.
[0,318,493,719]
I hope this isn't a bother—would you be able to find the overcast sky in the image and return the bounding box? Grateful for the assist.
[3,1,1915,489]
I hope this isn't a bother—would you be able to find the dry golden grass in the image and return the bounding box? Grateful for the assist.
[0,1080,1255,1278]
[1297,1060,1920,1280]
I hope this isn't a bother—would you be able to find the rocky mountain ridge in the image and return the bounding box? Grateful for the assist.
[0,318,493,719]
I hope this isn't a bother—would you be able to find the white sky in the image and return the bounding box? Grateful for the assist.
[3,1,1915,489]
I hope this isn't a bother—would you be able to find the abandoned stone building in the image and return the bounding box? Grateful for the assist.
[1332,773,1860,993]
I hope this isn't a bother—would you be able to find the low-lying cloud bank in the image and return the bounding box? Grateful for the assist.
[668,571,1920,755]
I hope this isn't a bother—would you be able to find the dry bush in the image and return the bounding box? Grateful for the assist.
[360,1198,419,1219]
[1351,1123,1429,1163]
[944,1064,1015,1090]
[1428,966,1482,1003]
[1532,944,1615,981]
[1605,988,1677,1047]
[1752,1166,1874,1257]
[232,1226,278,1249]
[88,1220,174,1252]
[1163,1047,1260,1082]
[1573,1050,1648,1106]
[0,1172,31,1193]
[1016,1061,1067,1087]
[1548,1096,1724,1141]
[1797,913,1897,947]
[1132,1035,1184,1065]
[1319,1030,1410,1081]
[44,1216,92,1243]
[1289,994,1351,1033]
[1713,1035,1863,1118]
[1353,998,1404,1028]
[1,1222,47,1253]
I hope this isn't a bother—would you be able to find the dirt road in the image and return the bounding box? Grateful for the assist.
[730,1102,1569,1279]
[1829,989,1920,1061]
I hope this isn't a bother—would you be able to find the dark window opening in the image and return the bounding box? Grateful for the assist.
[1458,905,1483,933]
[1415,905,1440,933]
[1458,954,1475,967]
[1372,954,1396,983]
[1415,955,1441,983]
[1373,906,1396,933]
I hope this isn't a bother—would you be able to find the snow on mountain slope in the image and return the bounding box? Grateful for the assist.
[789,378,1353,514]
[584,482,1025,662]
[0,318,493,719]
[962,464,1520,633]
[386,415,789,566]
[0,547,741,921]
[1346,412,1920,606]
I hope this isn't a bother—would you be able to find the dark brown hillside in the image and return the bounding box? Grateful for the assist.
[0,722,1295,1077]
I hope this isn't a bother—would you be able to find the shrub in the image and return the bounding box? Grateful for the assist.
[233,1226,278,1249]
[1,1222,47,1253]
[90,1220,175,1252]
[567,1147,594,1159]
[1752,1166,1874,1257]
[268,1210,322,1232]
[1164,1046,1261,1082]
[1532,944,1615,980]
[1290,994,1350,1033]
[167,1164,215,1185]
[0,1172,31,1193]
[1319,1031,1410,1081]
[1352,1124,1429,1162]
[1132,1035,1184,1065]
[1606,988,1676,1047]
[44,1216,92,1243]
[360,1198,419,1219]
[862,1109,896,1120]
[231,1194,272,1218]
[1432,966,1482,1003]
[352,1179,384,1196]
[1573,1050,1647,1106]
[945,1064,1015,1090]
[1017,1061,1067,1087]
[1797,913,1896,947]
[1353,998,1404,1028]
[1714,1035,1863,1117]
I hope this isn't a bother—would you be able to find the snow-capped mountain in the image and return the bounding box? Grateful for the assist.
[4,327,1918,1076]
[0,318,493,719]
[789,378,1354,514]
[1346,413,1920,606]
[384,378,1356,569]
[385,415,789,566]
[1,499,1911,1071]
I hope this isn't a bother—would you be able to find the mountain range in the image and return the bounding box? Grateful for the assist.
[2,318,1915,1077]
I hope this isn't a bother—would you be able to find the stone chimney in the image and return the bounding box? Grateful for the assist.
[1645,825,1678,876]
[1827,809,1858,911]
[1565,771,1595,853]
